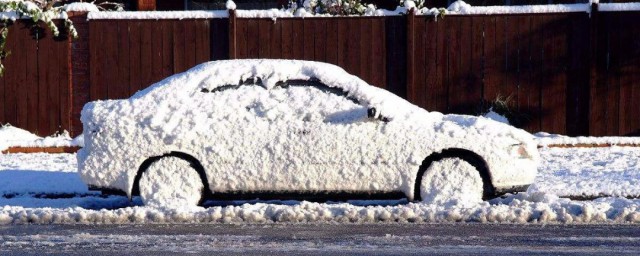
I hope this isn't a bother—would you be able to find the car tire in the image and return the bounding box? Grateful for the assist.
[138,156,204,207]
[418,157,484,205]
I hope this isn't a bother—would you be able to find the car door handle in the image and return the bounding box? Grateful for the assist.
[295,129,312,135]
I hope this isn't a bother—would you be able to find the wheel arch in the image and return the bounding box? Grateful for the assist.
[413,148,495,201]
[131,151,213,198]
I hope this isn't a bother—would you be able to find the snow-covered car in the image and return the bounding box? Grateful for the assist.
[78,59,539,207]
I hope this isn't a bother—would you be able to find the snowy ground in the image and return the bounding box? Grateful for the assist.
[0,146,640,224]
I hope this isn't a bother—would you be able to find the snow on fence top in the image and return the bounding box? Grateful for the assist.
[87,10,229,20]
[439,1,591,15]
[599,3,640,12]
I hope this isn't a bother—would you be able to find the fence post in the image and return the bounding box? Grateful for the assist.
[406,8,416,103]
[229,9,237,59]
[67,11,90,137]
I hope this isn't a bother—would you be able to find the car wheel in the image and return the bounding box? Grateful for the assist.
[138,156,204,207]
[418,157,483,205]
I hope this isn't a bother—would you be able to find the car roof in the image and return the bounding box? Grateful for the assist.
[130,59,422,121]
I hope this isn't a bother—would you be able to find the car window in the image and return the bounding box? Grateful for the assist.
[199,77,367,124]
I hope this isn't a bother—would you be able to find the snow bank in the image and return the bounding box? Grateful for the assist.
[0,193,639,224]
[88,10,229,20]
[63,2,100,12]
[0,125,81,151]
[535,132,640,147]
[599,3,640,12]
[530,146,640,198]
[0,153,88,196]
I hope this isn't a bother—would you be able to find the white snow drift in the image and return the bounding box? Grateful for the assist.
[78,59,538,207]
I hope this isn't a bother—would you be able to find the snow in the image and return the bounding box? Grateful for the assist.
[225,0,237,11]
[1,145,640,224]
[63,2,100,12]
[87,10,229,20]
[0,125,81,152]
[482,109,509,125]
[419,158,483,205]
[535,132,640,147]
[439,1,590,15]
[529,146,640,198]
[599,3,640,12]
[0,153,89,196]
[78,59,538,206]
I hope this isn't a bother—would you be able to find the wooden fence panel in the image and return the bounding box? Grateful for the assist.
[233,17,395,94]
[89,19,223,101]
[0,21,70,136]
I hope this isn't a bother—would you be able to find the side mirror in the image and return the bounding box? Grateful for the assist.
[368,107,390,122]
[367,107,379,119]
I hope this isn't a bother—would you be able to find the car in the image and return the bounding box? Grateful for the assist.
[78,59,539,207]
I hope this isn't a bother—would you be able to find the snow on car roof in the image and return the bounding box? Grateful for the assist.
[130,59,423,121]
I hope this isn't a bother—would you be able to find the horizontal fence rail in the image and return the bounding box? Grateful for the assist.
[1,4,639,137]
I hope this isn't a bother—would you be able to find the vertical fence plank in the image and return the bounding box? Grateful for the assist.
[37,23,51,134]
[151,20,164,87]
[184,20,197,70]
[292,20,304,59]
[172,21,186,72]
[617,12,639,135]
[59,31,71,133]
[161,20,174,78]
[468,16,484,115]
[269,19,282,59]
[140,21,154,88]
[15,24,29,133]
[359,18,372,85]
[515,15,535,131]
[117,21,131,98]
[258,19,272,58]
[104,21,119,99]
[337,18,348,69]
[246,19,259,58]
[314,19,326,62]
[303,19,314,60]
[325,20,338,65]
[195,20,211,65]
[25,24,39,133]
[280,20,292,59]
[48,32,62,134]
[371,18,384,88]
[129,21,142,95]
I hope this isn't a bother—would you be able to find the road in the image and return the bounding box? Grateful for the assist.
[1,223,639,255]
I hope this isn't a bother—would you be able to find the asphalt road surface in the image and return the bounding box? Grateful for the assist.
[1,223,639,255]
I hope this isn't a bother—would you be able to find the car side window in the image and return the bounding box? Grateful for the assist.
[272,79,367,124]
[198,77,368,124]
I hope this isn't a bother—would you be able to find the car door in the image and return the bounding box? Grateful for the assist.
[264,79,398,193]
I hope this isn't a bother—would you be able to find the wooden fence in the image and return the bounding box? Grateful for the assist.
[1,6,639,137]
[0,21,70,136]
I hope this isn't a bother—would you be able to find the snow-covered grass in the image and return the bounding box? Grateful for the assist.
[0,124,82,152]
[1,146,640,224]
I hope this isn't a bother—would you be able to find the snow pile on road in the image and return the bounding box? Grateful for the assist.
[536,132,640,147]
[0,193,639,224]
[0,125,81,151]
